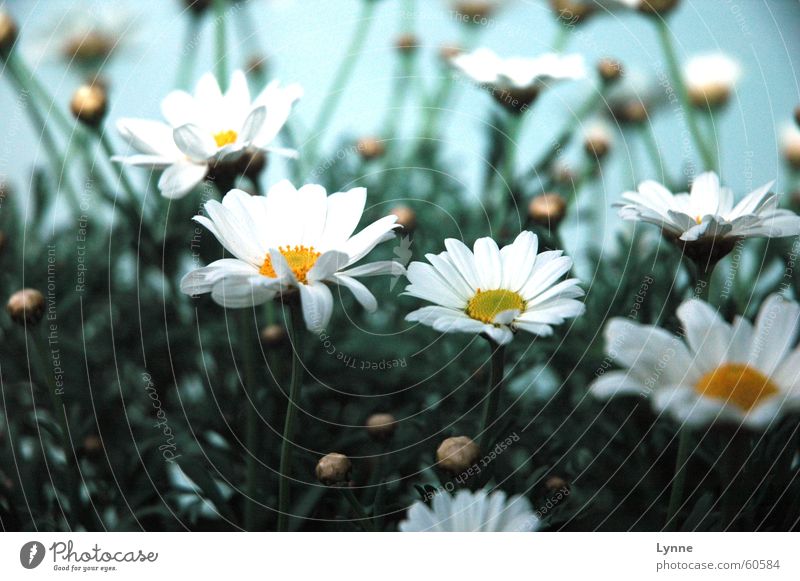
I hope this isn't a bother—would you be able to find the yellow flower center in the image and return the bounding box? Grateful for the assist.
[695,215,703,224]
[213,129,238,147]
[465,289,524,324]
[694,363,779,411]
[260,245,321,284]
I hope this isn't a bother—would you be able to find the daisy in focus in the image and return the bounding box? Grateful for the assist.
[591,294,800,430]
[617,172,800,250]
[400,489,538,532]
[113,70,302,198]
[404,232,585,345]
[683,53,741,109]
[181,181,404,332]
[450,48,586,113]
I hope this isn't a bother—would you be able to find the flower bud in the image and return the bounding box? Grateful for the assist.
[357,136,386,160]
[62,31,115,65]
[550,0,594,24]
[7,289,45,326]
[597,58,622,84]
[316,452,352,485]
[612,100,648,124]
[83,435,103,456]
[395,33,419,55]
[246,53,268,77]
[454,1,496,21]
[529,193,567,227]
[545,475,569,492]
[638,0,680,16]
[366,413,397,441]
[390,205,417,232]
[436,436,479,473]
[439,43,463,63]
[0,10,18,55]
[70,84,108,127]
[794,106,800,129]
[260,324,287,348]
[583,123,612,161]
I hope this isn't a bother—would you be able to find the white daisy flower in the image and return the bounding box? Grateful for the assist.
[451,48,586,112]
[591,294,800,430]
[400,489,538,532]
[113,70,302,199]
[180,181,404,332]
[617,172,800,245]
[683,53,742,108]
[404,232,585,345]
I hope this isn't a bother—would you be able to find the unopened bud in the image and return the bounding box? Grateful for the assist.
[454,1,496,21]
[390,205,417,231]
[550,0,594,24]
[246,53,268,77]
[395,33,419,55]
[260,324,287,348]
[70,84,108,127]
[613,100,648,124]
[597,58,623,83]
[357,136,386,160]
[7,289,45,326]
[316,452,352,485]
[584,129,611,161]
[439,43,463,63]
[366,413,397,441]
[545,475,569,492]
[638,0,680,16]
[529,193,567,227]
[436,436,480,473]
[0,10,18,55]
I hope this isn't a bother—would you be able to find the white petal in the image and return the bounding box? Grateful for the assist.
[320,187,367,247]
[299,282,334,332]
[174,124,218,160]
[158,161,209,199]
[333,275,378,312]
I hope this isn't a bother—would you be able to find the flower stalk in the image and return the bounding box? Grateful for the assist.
[664,428,692,531]
[655,19,717,172]
[479,340,505,448]
[277,303,305,532]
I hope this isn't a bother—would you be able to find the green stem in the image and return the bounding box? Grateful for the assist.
[213,0,229,90]
[690,260,714,302]
[11,54,75,137]
[5,54,82,210]
[277,305,305,532]
[177,14,203,90]
[306,0,377,169]
[241,310,258,530]
[490,114,523,236]
[96,130,141,213]
[416,24,480,153]
[664,428,692,531]
[479,341,505,448]
[340,487,377,532]
[655,19,717,172]
[551,23,570,53]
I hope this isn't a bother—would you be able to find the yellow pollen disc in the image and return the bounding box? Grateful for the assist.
[260,245,321,284]
[694,363,779,412]
[465,289,524,325]
[213,129,238,147]
[694,215,703,224]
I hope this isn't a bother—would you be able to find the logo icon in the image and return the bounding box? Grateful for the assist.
[20,541,45,569]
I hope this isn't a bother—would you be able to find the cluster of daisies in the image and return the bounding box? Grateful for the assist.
[110,36,800,529]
